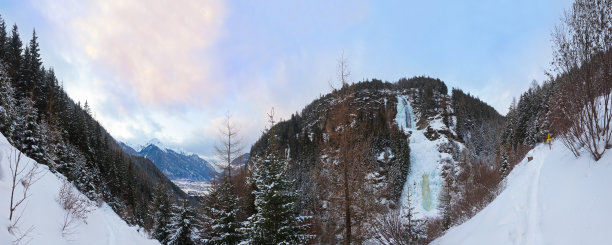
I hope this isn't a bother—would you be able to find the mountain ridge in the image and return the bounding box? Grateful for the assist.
[120,140,221,182]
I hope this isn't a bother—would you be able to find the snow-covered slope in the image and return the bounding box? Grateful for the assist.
[433,141,612,245]
[0,133,159,245]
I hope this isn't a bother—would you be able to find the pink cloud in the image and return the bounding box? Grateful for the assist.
[34,0,227,106]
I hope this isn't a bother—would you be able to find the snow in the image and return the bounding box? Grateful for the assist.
[0,133,159,245]
[132,138,193,156]
[428,117,448,132]
[395,95,444,218]
[173,180,212,196]
[433,141,612,245]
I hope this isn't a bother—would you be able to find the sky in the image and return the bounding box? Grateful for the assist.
[0,0,573,157]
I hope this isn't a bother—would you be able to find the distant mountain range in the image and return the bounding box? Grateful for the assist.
[120,139,218,181]
[119,139,249,182]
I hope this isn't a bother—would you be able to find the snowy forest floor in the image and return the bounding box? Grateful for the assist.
[433,140,612,245]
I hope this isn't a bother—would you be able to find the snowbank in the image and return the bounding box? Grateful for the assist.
[433,141,612,245]
[0,133,159,245]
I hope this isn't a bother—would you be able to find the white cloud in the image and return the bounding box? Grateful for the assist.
[29,0,229,152]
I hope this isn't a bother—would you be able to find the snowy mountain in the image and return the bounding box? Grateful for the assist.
[433,140,612,245]
[120,141,219,182]
[119,141,140,156]
[0,133,159,245]
[249,78,489,222]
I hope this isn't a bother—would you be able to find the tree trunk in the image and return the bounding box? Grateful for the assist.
[344,159,351,245]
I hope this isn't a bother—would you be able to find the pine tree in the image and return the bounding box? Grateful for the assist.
[19,46,31,96]
[151,184,173,244]
[0,15,7,60]
[244,134,312,244]
[500,149,509,178]
[169,199,198,245]
[13,97,45,161]
[28,30,46,111]
[27,30,41,77]
[401,190,425,243]
[525,118,537,147]
[439,161,456,230]
[7,24,21,85]
[0,67,16,140]
[505,98,518,149]
[66,144,98,200]
[205,179,242,245]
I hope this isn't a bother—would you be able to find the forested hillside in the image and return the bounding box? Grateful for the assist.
[237,76,507,243]
[0,14,187,234]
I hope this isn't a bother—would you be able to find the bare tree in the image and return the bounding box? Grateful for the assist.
[57,179,93,237]
[315,54,378,244]
[214,112,244,180]
[7,147,42,243]
[549,0,612,160]
[337,51,350,88]
[373,192,424,245]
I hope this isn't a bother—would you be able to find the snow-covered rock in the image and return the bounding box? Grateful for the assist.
[0,133,159,245]
[433,141,612,245]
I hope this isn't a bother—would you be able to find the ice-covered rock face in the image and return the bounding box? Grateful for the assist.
[395,96,414,130]
[395,95,445,218]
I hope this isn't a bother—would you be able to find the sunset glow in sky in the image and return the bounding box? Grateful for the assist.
[1,0,572,156]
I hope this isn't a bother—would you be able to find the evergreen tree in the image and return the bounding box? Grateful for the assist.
[401,192,425,243]
[27,30,41,77]
[525,118,537,147]
[500,149,510,178]
[169,199,198,245]
[6,25,23,94]
[65,144,98,200]
[28,30,46,111]
[20,46,31,94]
[205,179,242,245]
[151,184,173,244]
[439,161,456,230]
[244,134,311,244]
[505,98,518,148]
[0,67,16,140]
[13,97,45,161]
[0,15,7,60]
[6,24,23,71]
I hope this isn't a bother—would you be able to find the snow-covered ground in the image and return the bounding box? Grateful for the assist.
[173,180,212,196]
[396,95,446,218]
[433,141,612,245]
[0,133,159,245]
